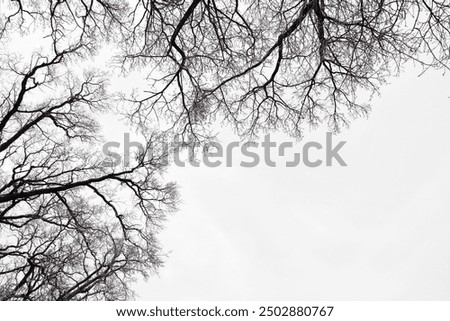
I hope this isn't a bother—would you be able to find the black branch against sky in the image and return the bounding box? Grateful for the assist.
[0,0,449,300]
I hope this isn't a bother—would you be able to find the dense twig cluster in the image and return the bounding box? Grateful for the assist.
[123,0,450,139]
[1,0,449,300]
[0,1,176,300]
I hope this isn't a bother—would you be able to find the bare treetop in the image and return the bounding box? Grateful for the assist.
[0,0,176,301]
[123,0,450,139]
[1,0,449,300]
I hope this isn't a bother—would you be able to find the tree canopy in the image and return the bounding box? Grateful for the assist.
[0,0,449,300]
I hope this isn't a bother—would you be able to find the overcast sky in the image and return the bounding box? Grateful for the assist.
[3,1,450,304]
[125,65,450,300]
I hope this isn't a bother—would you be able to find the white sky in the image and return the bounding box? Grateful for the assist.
[132,65,450,300]
[7,29,450,300]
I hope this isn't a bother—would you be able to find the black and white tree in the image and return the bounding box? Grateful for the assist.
[1,0,449,300]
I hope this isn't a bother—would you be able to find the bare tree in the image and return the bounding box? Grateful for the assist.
[1,0,450,300]
[0,1,176,300]
[122,0,450,139]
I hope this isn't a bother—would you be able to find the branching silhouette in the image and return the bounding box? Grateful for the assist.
[123,0,450,139]
[1,0,450,300]
[0,1,176,300]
